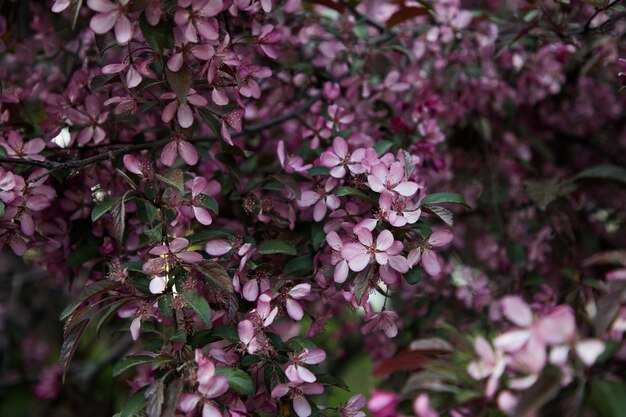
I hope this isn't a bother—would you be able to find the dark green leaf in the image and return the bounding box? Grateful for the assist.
[193,261,233,292]
[156,169,185,193]
[165,64,192,102]
[258,239,297,256]
[140,16,173,53]
[60,319,89,381]
[573,165,626,185]
[271,175,301,199]
[184,290,211,326]
[589,379,626,417]
[197,194,219,214]
[286,336,317,352]
[91,197,120,221]
[335,186,370,200]
[308,166,330,176]
[145,380,165,417]
[241,354,264,367]
[374,140,393,155]
[198,108,223,140]
[112,355,154,377]
[96,299,128,337]
[215,368,255,395]
[283,255,313,276]
[420,192,470,209]
[353,264,375,305]
[404,268,421,285]
[89,73,117,93]
[162,378,184,417]
[316,374,350,391]
[422,205,454,226]
[117,386,148,417]
[60,280,122,321]
[67,242,100,268]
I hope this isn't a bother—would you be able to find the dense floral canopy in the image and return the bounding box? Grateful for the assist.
[0,0,625,416]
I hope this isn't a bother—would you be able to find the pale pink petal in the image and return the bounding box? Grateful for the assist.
[298,191,319,207]
[177,103,194,128]
[286,298,304,320]
[393,181,418,197]
[302,349,326,364]
[289,283,311,299]
[87,0,117,13]
[293,395,312,417]
[347,253,370,272]
[493,329,531,352]
[149,276,167,294]
[367,175,384,193]
[168,52,184,72]
[375,230,394,251]
[297,366,317,383]
[114,13,133,45]
[501,296,533,327]
[212,89,228,105]
[90,12,118,34]
[161,101,178,123]
[178,393,201,413]
[428,229,453,247]
[202,403,222,417]
[334,260,349,283]
[242,279,259,301]
[421,249,442,276]
[193,206,213,225]
[238,320,255,344]
[312,200,327,222]
[575,339,605,366]
[178,140,199,165]
[205,239,232,256]
[130,317,141,341]
[271,384,290,398]
[320,151,341,168]
[536,306,575,345]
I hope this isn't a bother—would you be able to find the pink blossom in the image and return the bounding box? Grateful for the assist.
[320,137,366,178]
[494,297,576,373]
[1,131,46,160]
[467,336,506,397]
[252,22,280,59]
[413,394,438,417]
[278,141,313,174]
[238,319,260,354]
[339,394,367,417]
[285,283,310,321]
[186,177,220,225]
[160,90,208,129]
[65,95,110,144]
[298,178,341,222]
[367,161,419,197]
[271,381,324,417]
[341,229,408,273]
[326,231,349,283]
[285,348,326,383]
[178,350,229,417]
[102,62,142,88]
[161,135,199,166]
[368,389,397,417]
[361,311,399,338]
[87,0,133,45]
[174,0,223,43]
[407,230,453,276]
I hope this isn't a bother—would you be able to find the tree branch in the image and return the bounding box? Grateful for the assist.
[0,93,323,182]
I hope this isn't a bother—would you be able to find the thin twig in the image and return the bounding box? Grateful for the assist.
[0,93,323,181]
